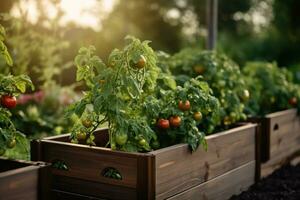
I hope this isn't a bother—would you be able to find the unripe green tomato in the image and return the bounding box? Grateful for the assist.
[207,125,215,134]
[76,132,86,140]
[82,119,93,128]
[223,116,231,126]
[7,139,16,149]
[0,148,6,156]
[115,133,128,145]
[193,111,203,121]
[240,89,250,102]
[139,139,147,146]
[240,113,247,121]
[71,139,78,144]
[230,112,237,122]
[270,96,276,104]
[111,143,117,150]
[193,65,205,74]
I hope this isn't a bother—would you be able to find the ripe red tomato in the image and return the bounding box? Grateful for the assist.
[157,119,170,129]
[169,116,181,127]
[1,95,17,109]
[193,112,203,121]
[289,97,297,106]
[178,100,191,111]
[135,55,146,69]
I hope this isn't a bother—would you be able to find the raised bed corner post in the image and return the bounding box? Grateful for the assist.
[206,0,218,50]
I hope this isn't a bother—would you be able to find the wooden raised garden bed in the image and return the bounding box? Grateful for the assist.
[250,109,300,177]
[31,123,258,200]
[0,157,51,200]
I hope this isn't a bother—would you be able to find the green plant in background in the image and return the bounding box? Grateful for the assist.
[0,24,33,158]
[0,10,78,138]
[243,62,300,116]
[67,37,220,152]
[165,48,249,128]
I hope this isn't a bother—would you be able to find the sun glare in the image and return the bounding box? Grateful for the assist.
[10,0,116,31]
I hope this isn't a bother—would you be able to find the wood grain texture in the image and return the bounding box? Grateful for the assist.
[0,158,51,200]
[261,109,300,177]
[52,175,136,200]
[32,124,257,199]
[0,166,38,200]
[52,189,106,200]
[166,161,255,200]
[41,141,139,188]
[153,124,257,199]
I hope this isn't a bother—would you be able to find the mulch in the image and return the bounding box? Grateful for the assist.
[230,164,300,200]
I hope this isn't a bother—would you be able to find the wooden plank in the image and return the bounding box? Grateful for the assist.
[255,123,261,182]
[167,161,255,200]
[38,162,52,200]
[265,108,297,119]
[0,166,39,200]
[52,175,136,200]
[41,141,139,188]
[52,189,106,200]
[137,155,155,199]
[153,124,256,199]
[260,108,300,177]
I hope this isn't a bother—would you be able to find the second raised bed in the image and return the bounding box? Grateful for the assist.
[250,108,300,177]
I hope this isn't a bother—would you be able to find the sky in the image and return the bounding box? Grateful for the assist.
[10,0,116,31]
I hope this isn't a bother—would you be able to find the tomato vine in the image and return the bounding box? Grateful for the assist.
[0,24,34,155]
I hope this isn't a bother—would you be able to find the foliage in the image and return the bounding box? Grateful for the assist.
[0,24,33,156]
[67,37,220,152]
[67,37,160,152]
[144,77,220,151]
[243,62,300,116]
[0,12,78,139]
[12,84,79,138]
[165,48,248,127]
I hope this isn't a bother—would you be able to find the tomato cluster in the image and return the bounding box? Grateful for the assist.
[165,49,250,127]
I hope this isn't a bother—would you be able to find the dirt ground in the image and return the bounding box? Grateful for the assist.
[231,163,300,200]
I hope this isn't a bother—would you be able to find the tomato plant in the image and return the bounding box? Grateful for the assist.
[1,12,78,141]
[164,48,248,127]
[143,77,220,151]
[0,24,34,155]
[67,36,161,152]
[243,62,300,116]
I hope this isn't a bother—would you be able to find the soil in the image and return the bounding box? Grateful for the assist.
[231,164,300,200]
